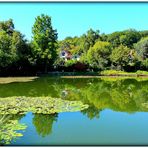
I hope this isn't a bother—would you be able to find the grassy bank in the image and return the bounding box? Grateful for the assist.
[49,70,148,78]
[100,70,148,76]
[0,70,147,80]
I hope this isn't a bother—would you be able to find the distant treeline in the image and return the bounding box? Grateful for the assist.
[0,14,147,76]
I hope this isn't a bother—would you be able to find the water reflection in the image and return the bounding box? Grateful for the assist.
[0,77,148,145]
[81,106,102,120]
[0,114,26,145]
[59,78,148,114]
[33,113,58,137]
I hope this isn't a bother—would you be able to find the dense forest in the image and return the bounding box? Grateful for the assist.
[0,14,148,76]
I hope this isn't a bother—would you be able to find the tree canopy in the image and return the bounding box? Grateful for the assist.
[32,14,58,72]
[0,16,147,76]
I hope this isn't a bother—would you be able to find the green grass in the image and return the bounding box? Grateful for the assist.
[100,70,148,76]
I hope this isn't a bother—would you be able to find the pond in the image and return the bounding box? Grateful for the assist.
[0,76,148,146]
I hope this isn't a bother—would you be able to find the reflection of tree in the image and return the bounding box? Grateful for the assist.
[0,77,148,119]
[81,105,102,120]
[0,114,27,145]
[0,77,59,98]
[33,113,58,137]
[56,78,148,114]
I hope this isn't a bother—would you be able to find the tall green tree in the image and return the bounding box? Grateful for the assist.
[0,31,18,69]
[83,29,100,52]
[32,14,58,73]
[87,41,111,70]
[0,19,30,74]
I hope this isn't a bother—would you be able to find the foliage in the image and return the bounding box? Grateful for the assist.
[100,70,148,76]
[134,37,148,69]
[82,29,100,51]
[107,31,123,47]
[87,41,111,70]
[0,19,14,35]
[100,70,135,76]
[0,17,148,74]
[119,29,141,48]
[0,31,16,68]
[110,45,136,70]
[32,14,58,72]
[0,19,31,75]
[136,70,148,75]
[64,59,78,67]
[107,29,141,48]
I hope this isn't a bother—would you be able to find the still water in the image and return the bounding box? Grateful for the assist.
[0,77,148,145]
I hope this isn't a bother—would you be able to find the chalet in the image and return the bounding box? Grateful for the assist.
[60,50,72,61]
[60,50,80,61]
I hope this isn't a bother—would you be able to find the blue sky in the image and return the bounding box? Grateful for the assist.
[0,3,148,41]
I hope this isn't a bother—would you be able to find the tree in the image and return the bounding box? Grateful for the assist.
[83,29,100,52]
[119,29,141,48]
[0,19,14,35]
[0,20,16,69]
[134,37,148,69]
[0,19,30,75]
[107,29,141,48]
[107,31,123,47]
[110,45,133,70]
[87,41,111,70]
[32,14,58,73]
[0,31,16,68]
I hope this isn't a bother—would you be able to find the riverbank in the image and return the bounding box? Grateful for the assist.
[40,70,148,78]
[60,75,148,79]
[0,70,147,80]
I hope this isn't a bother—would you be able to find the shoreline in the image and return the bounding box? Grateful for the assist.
[60,75,148,78]
[0,74,148,78]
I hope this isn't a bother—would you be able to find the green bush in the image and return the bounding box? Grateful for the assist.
[101,70,148,76]
[100,70,128,75]
[136,70,148,75]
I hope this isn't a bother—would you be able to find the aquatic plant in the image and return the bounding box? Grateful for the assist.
[0,96,89,115]
[0,114,27,145]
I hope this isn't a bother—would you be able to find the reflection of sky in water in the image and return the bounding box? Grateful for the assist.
[11,110,148,145]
